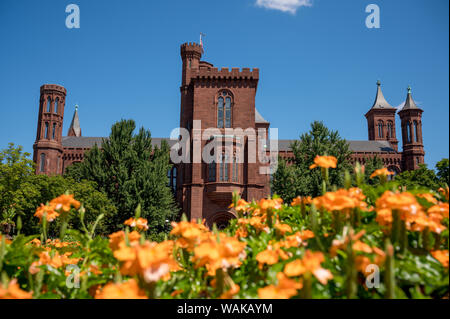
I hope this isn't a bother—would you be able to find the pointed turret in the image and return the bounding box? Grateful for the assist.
[402,86,419,110]
[365,81,398,150]
[398,86,424,170]
[371,80,393,109]
[68,105,82,137]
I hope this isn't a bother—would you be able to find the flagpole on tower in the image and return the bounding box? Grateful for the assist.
[200,33,206,54]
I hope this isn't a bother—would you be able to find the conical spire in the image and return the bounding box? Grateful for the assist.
[371,80,393,109]
[402,86,419,110]
[68,104,82,137]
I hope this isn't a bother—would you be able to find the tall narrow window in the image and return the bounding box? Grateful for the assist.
[414,121,419,142]
[217,97,224,128]
[54,98,59,114]
[40,153,45,172]
[406,122,411,143]
[232,154,239,182]
[52,123,56,140]
[172,167,177,193]
[225,97,231,128]
[44,122,49,139]
[387,122,393,139]
[378,122,383,138]
[208,160,216,182]
[217,91,232,128]
[223,154,229,181]
[46,97,51,112]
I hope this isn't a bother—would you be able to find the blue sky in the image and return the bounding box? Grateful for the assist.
[0,0,448,168]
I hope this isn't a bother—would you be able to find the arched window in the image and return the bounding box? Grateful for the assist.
[387,121,394,139]
[217,91,232,128]
[40,153,45,172]
[414,121,419,142]
[167,167,177,194]
[406,122,412,143]
[54,98,59,113]
[44,122,49,139]
[52,123,56,140]
[46,97,51,112]
[377,121,383,138]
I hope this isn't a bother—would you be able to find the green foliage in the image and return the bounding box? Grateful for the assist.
[394,164,441,190]
[363,156,384,185]
[65,119,178,238]
[436,158,449,186]
[272,121,353,198]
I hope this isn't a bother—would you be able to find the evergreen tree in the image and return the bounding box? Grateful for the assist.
[436,158,449,186]
[394,164,440,190]
[272,121,353,198]
[66,120,178,238]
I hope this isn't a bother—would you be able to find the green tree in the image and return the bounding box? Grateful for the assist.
[272,121,353,198]
[363,156,384,185]
[394,164,440,190]
[271,157,302,204]
[436,158,449,186]
[65,119,178,239]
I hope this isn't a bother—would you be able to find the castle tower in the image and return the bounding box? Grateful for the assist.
[178,42,265,228]
[365,81,399,151]
[398,86,425,170]
[33,84,66,175]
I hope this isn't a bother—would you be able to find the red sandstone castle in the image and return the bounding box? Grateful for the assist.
[33,42,425,227]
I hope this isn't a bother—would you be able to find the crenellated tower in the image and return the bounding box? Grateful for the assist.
[33,84,66,175]
[399,86,425,170]
[365,81,399,151]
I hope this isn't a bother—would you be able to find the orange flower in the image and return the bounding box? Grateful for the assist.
[431,250,449,268]
[428,203,449,219]
[258,198,283,212]
[370,168,394,179]
[108,230,141,251]
[313,188,368,213]
[291,196,312,207]
[170,220,210,251]
[29,251,80,274]
[438,186,449,201]
[0,234,12,245]
[258,272,302,299]
[193,233,246,276]
[170,289,184,297]
[229,199,250,214]
[309,155,337,170]
[274,223,292,235]
[95,279,148,299]
[0,280,33,299]
[50,194,81,213]
[220,283,240,299]
[124,217,149,231]
[417,193,438,205]
[284,250,333,285]
[256,245,289,268]
[114,240,180,282]
[34,204,59,223]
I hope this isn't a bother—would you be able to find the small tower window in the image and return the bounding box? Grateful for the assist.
[46,97,51,113]
[44,122,49,139]
[377,121,383,138]
[52,123,56,140]
[54,98,59,113]
[414,121,419,142]
[217,91,233,128]
[219,153,229,182]
[387,121,394,139]
[406,122,412,143]
[40,153,45,172]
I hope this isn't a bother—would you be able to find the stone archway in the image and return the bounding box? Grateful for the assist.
[206,211,236,230]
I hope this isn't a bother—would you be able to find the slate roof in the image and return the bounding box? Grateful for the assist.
[255,109,269,124]
[370,81,394,109]
[402,87,419,110]
[274,139,396,153]
[62,136,177,149]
